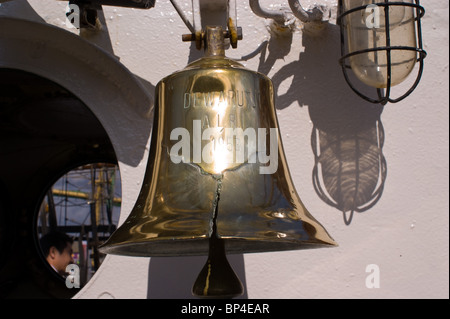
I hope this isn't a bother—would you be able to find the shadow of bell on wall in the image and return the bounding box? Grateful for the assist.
[147,255,248,299]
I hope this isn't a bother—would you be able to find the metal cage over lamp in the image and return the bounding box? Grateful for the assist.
[338,0,427,104]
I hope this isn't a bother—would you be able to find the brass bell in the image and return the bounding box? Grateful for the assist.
[100,26,337,298]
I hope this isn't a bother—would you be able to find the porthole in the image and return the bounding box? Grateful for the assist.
[1,18,152,297]
[0,68,120,298]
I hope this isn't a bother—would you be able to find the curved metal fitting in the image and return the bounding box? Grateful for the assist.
[288,0,330,23]
[249,0,290,26]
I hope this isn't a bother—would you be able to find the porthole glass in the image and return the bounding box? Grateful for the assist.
[36,163,121,287]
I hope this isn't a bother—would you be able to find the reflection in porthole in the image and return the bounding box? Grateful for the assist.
[36,163,121,287]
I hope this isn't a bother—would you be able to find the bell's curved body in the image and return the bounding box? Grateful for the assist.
[100,44,336,257]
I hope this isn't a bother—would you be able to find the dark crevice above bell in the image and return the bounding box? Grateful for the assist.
[208,175,223,237]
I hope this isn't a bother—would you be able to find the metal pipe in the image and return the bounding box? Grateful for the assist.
[249,0,287,25]
[288,0,327,23]
[191,0,202,34]
[170,0,195,33]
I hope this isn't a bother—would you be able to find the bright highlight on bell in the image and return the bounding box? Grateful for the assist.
[100,25,337,298]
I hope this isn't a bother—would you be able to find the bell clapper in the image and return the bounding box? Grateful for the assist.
[192,177,244,299]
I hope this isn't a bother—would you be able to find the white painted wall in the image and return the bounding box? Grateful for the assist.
[1,0,448,299]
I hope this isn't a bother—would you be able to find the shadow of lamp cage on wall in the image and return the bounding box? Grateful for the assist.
[321,0,426,223]
[248,0,426,223]
[15,0,424,298]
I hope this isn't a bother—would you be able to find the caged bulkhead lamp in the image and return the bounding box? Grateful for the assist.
[338,0,427,104]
